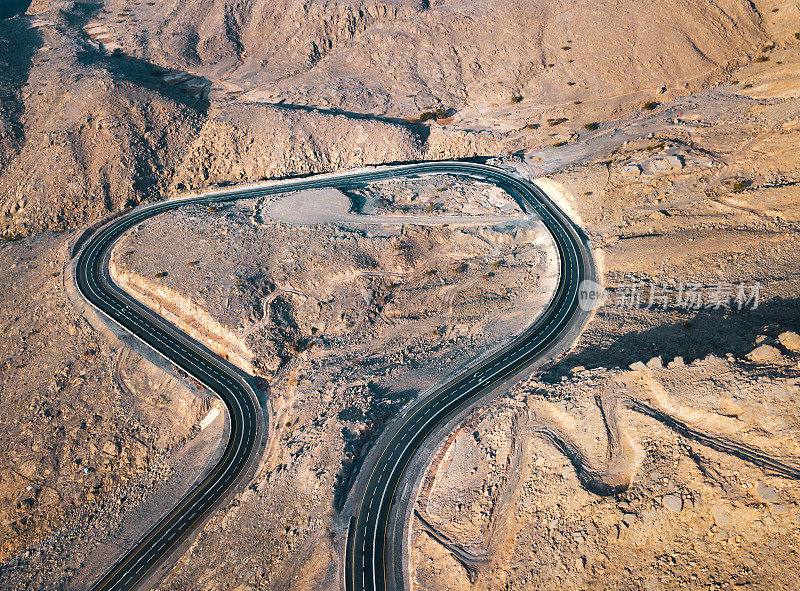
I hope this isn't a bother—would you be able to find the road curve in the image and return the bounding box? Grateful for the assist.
[73,161,594,591]
[343,167,595,591]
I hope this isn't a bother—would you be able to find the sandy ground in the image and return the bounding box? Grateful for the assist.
[0,232,228,590]
[1,1,799,588]
[264,187,533,228]
[104,174,559,589]
[410,48,800,591]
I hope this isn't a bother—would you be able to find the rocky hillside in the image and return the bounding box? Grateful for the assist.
[0,4,428,238]
[0,0,785,238]
[99,0,768,116]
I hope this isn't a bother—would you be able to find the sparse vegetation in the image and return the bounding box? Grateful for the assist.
[731,179,752,192]
[722,177,752,192]
[8,1,800,587]
[419,107,447,122]
[643,101,659,110]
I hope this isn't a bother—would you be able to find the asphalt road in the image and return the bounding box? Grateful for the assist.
[74,161,594,591]
[344,167,595,591]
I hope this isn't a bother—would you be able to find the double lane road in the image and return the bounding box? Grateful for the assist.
[73,161,595,591]
[345,166,595,591]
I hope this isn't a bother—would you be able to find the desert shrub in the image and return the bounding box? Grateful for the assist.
[643,101,659,110]
[731,179,751,192]
[584,122,599,130]
[419,107,447,121]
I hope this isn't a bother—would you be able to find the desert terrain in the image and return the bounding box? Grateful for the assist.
[0,0,799,590]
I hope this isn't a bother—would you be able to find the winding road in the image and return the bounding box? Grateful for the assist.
[73,161,595,591]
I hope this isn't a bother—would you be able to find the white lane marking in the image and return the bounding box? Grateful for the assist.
[363,178,583,590]
[80,162,590,590]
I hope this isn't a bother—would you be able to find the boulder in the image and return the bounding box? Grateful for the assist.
[715,397,743,418]
[778,331,800,353]
[710,504,731,527]
[629,361,648,372]
[102,440,119,456]
[746,344,781,363]
[756,481,781,503]
[646,356,663,369]
[662,494,683,513]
